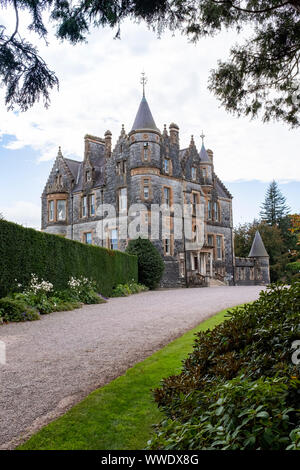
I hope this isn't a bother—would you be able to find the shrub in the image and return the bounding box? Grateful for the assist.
[0,219,138,298]
[111,282,148,297]
[126,238,164,289]
[67,276,107,304]
[149,282,300,450]
[0,297,40,322]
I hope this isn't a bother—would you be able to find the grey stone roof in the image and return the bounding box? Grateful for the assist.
[249,231,269,257]
[131,96,158,131]
[214,174,232,199]
[64,158,81,179]
[199,143,210,162]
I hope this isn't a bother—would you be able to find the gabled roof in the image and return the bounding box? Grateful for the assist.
[131,96,158,131]
[64,158,81,179]
[249,231,269,257]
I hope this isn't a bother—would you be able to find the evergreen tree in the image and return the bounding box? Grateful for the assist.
[260,180,290,226]
[1,1,300,123]
[126,237,164,289]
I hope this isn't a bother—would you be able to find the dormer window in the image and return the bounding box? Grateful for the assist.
[86,170,91,182]
[192,167,197,181]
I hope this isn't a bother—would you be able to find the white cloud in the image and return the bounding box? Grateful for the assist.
[0,201,41,229]
[0,17,299,182]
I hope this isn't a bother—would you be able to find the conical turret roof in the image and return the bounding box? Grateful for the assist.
[131,96,158,131]
[248,230,269,257]
[199,143,210,162]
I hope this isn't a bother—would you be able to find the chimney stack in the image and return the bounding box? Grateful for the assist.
[104,130,112,158]
[169,123,179,145]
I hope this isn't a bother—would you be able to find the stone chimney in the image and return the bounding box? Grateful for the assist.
[169,123,179,145]
[104,130,112,158]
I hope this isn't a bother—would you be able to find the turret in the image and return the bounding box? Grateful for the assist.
[128,90,161,171]
[249,230,270,285]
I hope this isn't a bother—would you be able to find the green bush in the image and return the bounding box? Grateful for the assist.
[149,282,300,450]
[110,282,148,297]
[126,238,164,289]
[0,219,137,297]
[0,297,40,322]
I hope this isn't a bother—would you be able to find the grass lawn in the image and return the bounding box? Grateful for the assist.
[18,307,235,450]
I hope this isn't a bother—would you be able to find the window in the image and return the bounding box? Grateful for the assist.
[216,235,222,259]
[122,160,126,173]
[191,167,197,181]
[207,234,213,246]
[110,229,118,250]
[192,193,198,215]
[214,202,220,222]
[57,200,66,221]
[116,162,121,175]
[89,194,95,216]
[48,200,54,221]
[143,179,150,200]
[119,188,127,212]
[179,259,185,278]
[208,200,212,219]
[164,238,170,255]
[164,158,170,174]
[86,170,92,182]
[82,196,87,217]
[84,232,92,245]
[142,142,150,161]
[202,168,207,179]
[164,187,171,206]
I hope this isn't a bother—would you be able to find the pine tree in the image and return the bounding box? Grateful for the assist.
[260,181,290,226]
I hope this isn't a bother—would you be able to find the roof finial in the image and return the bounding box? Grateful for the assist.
[140,71,147,97]
[57,146,63,158]
[200,130,205,145]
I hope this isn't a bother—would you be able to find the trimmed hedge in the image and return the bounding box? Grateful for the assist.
[0,220,138,297]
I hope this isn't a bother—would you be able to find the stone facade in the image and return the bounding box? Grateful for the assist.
[41,93,270,287]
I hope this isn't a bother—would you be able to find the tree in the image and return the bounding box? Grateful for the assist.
[260,180,290,225]
[1,1,300,125]
[234,218,299,281]
[126,237,164,289]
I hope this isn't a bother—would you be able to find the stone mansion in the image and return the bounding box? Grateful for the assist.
[41,89,270,287]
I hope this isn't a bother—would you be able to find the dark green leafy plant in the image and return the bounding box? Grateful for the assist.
[126,238,164,290]
[149,282,300,450]
[0,297,40,322]
[110,282,148,297]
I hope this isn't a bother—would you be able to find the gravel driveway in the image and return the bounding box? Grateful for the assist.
[0,285,263,449]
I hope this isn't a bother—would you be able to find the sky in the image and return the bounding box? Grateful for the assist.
[0,10,299,229]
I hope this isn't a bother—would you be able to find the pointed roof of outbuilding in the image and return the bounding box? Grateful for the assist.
[131,96,158,132]
[248,230,269,257]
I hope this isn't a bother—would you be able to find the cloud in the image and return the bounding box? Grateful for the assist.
[0,201,41,229]
[0,17,299,183]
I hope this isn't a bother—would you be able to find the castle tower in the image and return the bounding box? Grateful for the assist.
[128,75,162,219]
[248,230,270,285]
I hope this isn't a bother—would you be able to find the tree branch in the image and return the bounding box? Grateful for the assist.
[211,0,290,14]
[2,0,19,46]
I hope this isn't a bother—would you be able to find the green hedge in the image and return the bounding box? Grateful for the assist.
[0,220,138,297]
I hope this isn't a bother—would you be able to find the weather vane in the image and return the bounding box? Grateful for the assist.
[200,130,205,144]
[140,71,147,97]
